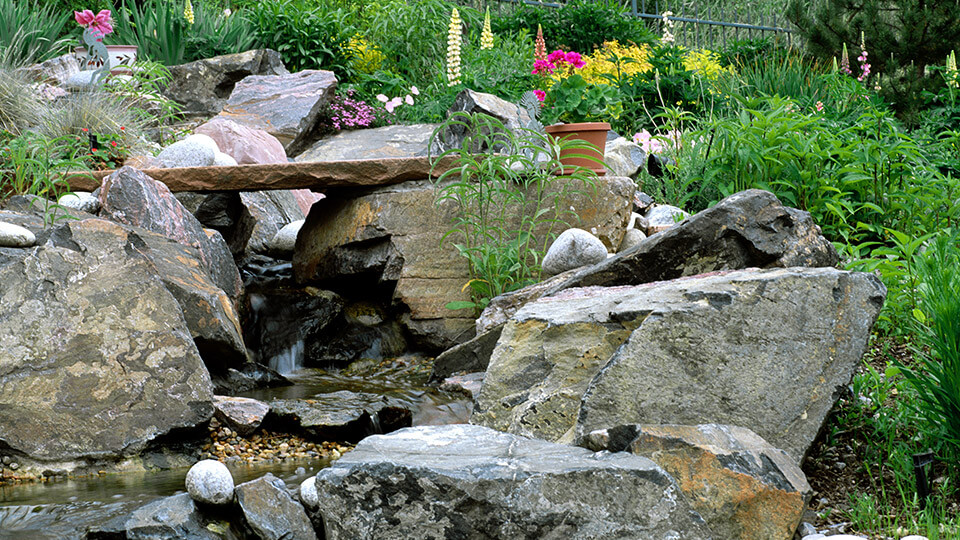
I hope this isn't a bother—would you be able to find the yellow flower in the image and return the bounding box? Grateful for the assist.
[184,0,194,25]
[480,7,494,50]
[347,37,385,74]
[446,8,462,86]
[947,50,958,89]
[568,41,653,85]
[682,48,728,81]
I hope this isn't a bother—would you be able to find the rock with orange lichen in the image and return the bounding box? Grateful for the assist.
[582,423,812,540]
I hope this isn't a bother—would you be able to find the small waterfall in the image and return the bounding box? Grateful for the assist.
[268,339,305,376]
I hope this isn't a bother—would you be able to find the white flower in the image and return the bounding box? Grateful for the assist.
[410,86,419,96]
[405,94,414,105]
[376,94,389,103]
[223,8,231,16]
[446,8,463,86]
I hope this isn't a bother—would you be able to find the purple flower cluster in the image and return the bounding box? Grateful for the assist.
[327,90,388,131]
[857,50,871,82]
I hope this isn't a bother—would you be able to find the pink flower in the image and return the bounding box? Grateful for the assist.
[75,9,113,37]
[405,95,414,105]
[815,101,824,112]
[565,51,585,69]
[533,89,545,102]
[532,58,555,75]
[410,86,419,96]
[547,49,567,65]
[385,97,402,113]
[376,94,389,103]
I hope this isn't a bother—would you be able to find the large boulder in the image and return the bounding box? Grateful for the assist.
[312,424,712,539]
[218,69,337,154]
[582,424,813,540]
[295,123,438,162]
[164,49,289,118]
[471,267,885,463]
[473,189,839,331]
[17,53,80,86]
[235,473,317,540]
[293,176,634,350]
[98,166,243,304]
[0,218,214,465]
[604,136,646,178]
[194,116,288,164]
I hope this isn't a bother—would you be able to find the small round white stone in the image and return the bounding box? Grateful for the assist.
[267,219,304,255]
[0,222,36,248]
[185,459,235,505]
[299,475,319,509]
[58,192,100,214]
[184,134,220,153]
[900,536,930,540]
[212,151,238,167]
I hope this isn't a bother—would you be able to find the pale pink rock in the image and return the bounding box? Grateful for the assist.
[292,189,324,215]
[194,117,288,165]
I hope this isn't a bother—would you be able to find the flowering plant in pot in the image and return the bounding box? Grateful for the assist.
[74,9,137,80]
[531,46,622,175]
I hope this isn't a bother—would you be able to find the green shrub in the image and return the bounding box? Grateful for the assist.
[493,0,654,53]
[246,0,356,77]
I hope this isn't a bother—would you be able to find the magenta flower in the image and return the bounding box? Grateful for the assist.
[532,58,555,75]
[547,49,567,65]
[564,51,585,68]
[533,89,545,102]
[75,9,113,37]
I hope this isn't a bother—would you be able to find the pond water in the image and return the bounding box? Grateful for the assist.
[0,363,471,539]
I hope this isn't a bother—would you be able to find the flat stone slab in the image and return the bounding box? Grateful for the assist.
[62,156,459,193]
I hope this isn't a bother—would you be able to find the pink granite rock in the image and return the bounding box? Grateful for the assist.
[218,70,337,153]
[195,117,288,164]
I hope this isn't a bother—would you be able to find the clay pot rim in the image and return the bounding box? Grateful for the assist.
[543,122,611,134]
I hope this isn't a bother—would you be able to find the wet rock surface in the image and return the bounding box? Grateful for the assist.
[264,391,413,443]
[471,267,885,463]
[235,473,317,540]
[312,424,712,540]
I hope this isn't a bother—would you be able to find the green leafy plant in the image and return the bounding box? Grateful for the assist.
[429,111,600,312]
[105,60,183,144]
[0,132,87,227]
[541,74,622,125]
[247,0,356,77]
[39,90,147,158]
[899,231,960,469]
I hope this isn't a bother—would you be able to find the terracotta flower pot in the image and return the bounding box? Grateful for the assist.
[544,122,609,176]
[75,45,138,75]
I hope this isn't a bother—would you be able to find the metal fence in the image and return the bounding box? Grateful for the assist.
[477,0,796,51]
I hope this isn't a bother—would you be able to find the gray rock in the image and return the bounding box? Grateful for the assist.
[236,473,317,540]
[542,228,608,276]
[185,459,235,505]
[267,219,303,257]
[219,69,337,154]
[644,204,690,235]
[428,324,504,383]
[798,522,818,537]
[581,423,812,540]
[471,267,885,463]
[157,139,217,168]
[265,391,412,442]
[213,395,269,436]
[604,136,647,178]
[435,89,530,152]
[17,53,80,85]
[312,424,712,539]
[470,189,841,328]
[439,372,485,399]
[64,70,98,90]
[240,191,304,255]
[634,191,655,212]
[212,151,238,166]
[164,49,289,118]
[618,228,646,252]
[58,192,100,214]
[299,476,319,509]
[86,492,220,539]
[98,167,243,304]
[295,123,437,162]
[0,221,36,247]
[0,218,214,463]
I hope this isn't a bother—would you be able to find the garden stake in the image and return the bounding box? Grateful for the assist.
[913,450,936,510]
